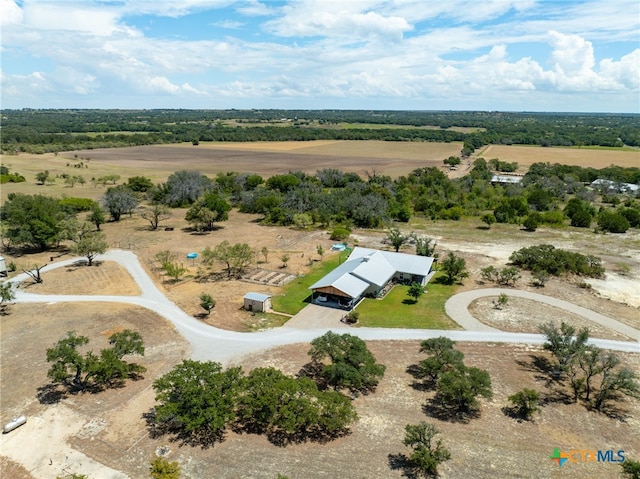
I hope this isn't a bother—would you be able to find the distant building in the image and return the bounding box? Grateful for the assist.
[309,247,436,309]
[591,179,639,194]
[491,174,523,185]
[243,292,271,312]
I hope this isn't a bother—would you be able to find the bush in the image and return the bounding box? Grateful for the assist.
[509,244,604,278]
[619,207,640,228]
[522,212,541,231]
[541,210,565,226]
[59,197,99,213]
[0,173,26,183]
[598,210,630,233]
[330,226,350,241]
[571,209,593,228]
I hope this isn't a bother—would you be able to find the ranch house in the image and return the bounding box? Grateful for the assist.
[309,247,436,309]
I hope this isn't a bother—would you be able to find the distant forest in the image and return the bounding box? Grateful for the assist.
[1,109,639,154]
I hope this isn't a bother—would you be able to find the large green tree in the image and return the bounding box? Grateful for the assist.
[386,227,409,252]
[236,367,357,441]
[0,193,66,251]
[539,321,589,378]
[185,192,231,232]
[417,337,464,385]
[202,241,253,278]
[162,170,214,207]
[152,360,242,445]
[72,230,108,266]
[102,185,139,221]
[46,330,145,392]
[436,365,493,413]
[307,331,386,394]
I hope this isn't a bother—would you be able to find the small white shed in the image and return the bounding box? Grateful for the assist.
[0,256,7,277]
[243,292,271,312]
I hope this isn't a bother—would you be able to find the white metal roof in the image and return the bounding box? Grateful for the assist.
[310,247,434,298]
[244,292,271,302]
[347,247,434,277]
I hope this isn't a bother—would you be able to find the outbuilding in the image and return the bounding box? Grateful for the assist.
[0,256,7,277]
[243,292,271,312]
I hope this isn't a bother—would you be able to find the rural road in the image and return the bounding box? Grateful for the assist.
[8,250,640,364]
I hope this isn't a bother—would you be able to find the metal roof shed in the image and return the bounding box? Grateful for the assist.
[243,292,271,312]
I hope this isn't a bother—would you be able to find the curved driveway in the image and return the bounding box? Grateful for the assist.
[8,250,639,363]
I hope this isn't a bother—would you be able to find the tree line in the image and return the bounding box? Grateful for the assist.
[2,109,638,153]
[2,159,639,258]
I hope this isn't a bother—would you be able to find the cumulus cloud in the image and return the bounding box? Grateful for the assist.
[0,0,638,110]
[265,0,412,42]
[0,0,23,26]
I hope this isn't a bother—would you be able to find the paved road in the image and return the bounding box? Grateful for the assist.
[8,250,639,364]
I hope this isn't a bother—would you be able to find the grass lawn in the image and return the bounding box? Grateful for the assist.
[355,273,462,329]
[271,251,350,315]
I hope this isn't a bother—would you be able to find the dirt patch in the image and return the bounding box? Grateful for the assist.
[125,341,638,479]
[68,141,463,180]
[469,296,632,341]
[22,260,140,296]
[0,301,189,479]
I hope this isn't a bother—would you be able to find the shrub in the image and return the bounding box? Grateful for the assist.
[619,207,640,228]
[571,209,593,228]
[509,244,604,278]
[507,388,540,420]
[330,226,350,241]
[598,210,630,233]
[59,197,99,213]
[522,212,541,231]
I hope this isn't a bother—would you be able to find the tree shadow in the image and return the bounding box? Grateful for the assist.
[433,276,453,285]
[422,398,481,424]
[297,361,326,387]
[36,384,67,404]
[515,354,564,385]
[267,425,352,447]
[387,454,422,479]
[587,397,631,422]
[405,364,434,392]
[501,405,536,423]
[142,409,227,449]
[402,299,418,305]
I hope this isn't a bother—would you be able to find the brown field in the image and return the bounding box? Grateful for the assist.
[3,140,638,204]
[479,144,640,171]
[1,141,639,478]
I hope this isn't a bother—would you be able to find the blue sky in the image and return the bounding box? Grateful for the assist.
[1,0,639,112]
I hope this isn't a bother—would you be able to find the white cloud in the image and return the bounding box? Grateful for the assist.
[599,49,640,90]
[265,0,412,42]
[0,0,23,26]
[236,0,273,16]
[21,1,124,36]
[0,0,638,111]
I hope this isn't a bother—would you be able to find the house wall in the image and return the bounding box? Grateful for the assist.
[244,298,268,312]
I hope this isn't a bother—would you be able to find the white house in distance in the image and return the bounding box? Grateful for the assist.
[309,247,436,309]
